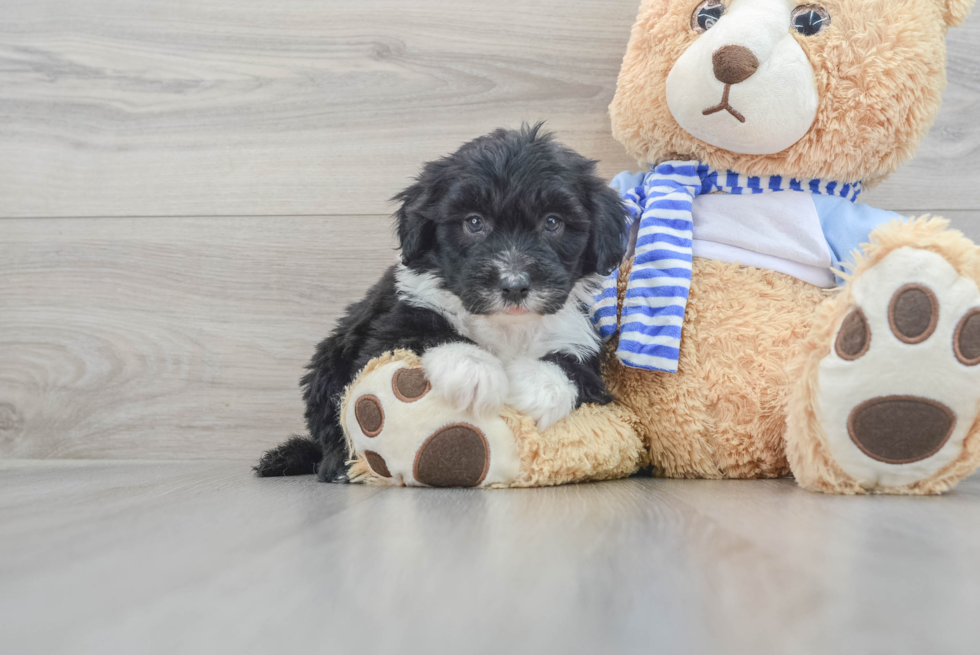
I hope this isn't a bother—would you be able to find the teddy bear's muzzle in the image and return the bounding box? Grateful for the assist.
[701,44,761,123]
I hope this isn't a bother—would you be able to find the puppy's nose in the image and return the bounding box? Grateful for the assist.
[712,45,759,85]
[500,275,530,304]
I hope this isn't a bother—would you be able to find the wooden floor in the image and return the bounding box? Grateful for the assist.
[3,460,980,655]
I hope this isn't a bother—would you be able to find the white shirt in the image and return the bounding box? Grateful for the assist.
[691,191,836,287]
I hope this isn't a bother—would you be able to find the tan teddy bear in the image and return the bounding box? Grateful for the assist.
[601,0,980,495]
[342,0,980,494]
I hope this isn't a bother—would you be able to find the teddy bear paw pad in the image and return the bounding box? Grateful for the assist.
[414,423,490,487]
[344,358,520,487]
[817,247,980,488]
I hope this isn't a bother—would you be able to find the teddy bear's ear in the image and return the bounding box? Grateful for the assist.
[939,0,975,26]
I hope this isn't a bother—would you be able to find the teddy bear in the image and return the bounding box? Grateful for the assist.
[340,0,980,494]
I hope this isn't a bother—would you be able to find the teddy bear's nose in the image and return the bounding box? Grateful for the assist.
[712,45,760,85]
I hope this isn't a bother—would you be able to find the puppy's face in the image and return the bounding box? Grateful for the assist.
[395,125,627,317]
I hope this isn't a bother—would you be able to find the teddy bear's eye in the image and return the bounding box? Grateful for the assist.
[791,5,831,36]
[691,0,726,34]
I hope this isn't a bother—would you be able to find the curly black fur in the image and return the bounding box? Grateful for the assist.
[256,124,627,482]
[254,435,323,477]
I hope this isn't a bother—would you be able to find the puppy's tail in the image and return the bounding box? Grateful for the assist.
[254,435,322,477]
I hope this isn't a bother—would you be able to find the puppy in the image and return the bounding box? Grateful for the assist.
[256,124,627,482]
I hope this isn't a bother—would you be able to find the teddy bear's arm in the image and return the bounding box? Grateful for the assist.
[610,170,647,198]
[813,194,904,284]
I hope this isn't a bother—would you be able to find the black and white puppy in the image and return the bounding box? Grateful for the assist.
[256,124,627,482]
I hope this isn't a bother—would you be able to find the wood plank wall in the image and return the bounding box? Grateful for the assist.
[2,1,978,460]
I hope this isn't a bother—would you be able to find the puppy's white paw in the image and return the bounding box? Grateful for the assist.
[422,343,508,417]
[506,358,578,431]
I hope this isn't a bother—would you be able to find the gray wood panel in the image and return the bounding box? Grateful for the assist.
[0,1,977,218]
[0,215,396,459]
[2,211,979,461]
[1,460,979,655]
[0,0,640,218]
[895,210,980,243]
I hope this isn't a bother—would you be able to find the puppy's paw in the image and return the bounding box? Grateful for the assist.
[422,343,508,417]
[506,358,578,431]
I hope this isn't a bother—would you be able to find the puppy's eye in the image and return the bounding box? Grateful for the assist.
[791,5,830,36]
[464,214,486,234]
[544,215,563,233]
[692,0,725,34]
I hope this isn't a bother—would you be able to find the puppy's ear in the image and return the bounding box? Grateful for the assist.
[393,161,445,265]
[583,182,629,277]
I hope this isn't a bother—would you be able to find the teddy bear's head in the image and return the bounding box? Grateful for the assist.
[610,0,974,187]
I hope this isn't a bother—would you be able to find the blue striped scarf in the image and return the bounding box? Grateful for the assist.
[592,161,863,372]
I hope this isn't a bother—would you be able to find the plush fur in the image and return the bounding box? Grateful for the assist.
[606,0,980,495]
[604,256,827,479]
[256,125,627,482]
[610,0,974,187]
[502,402,647,488]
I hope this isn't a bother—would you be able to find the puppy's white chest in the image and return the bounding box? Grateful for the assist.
[461,318,548,363]
[459,308,598,364]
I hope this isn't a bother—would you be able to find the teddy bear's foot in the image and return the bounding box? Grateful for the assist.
[340,350,647,488]
[788,225,980,494]
[340,351,521,487]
